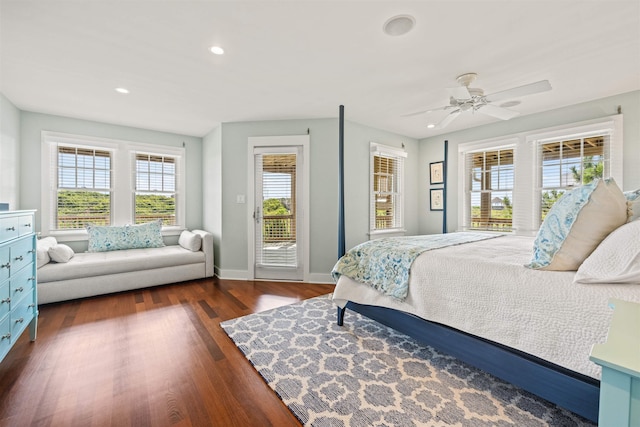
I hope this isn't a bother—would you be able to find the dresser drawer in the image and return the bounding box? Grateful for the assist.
[0,281,8,320]
[0,247,8,283]
[10,268,35,306]
[10,237,35,274]
[10,296,35,342]
[18,215,34,237]
[0,217,19,243]
[0,315,11,358]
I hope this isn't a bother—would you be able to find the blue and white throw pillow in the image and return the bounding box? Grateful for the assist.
[86,224,130,252]
[126,220,165,249]
[527,178,627,270]
[624,189,640,222]
[87,220,164,252]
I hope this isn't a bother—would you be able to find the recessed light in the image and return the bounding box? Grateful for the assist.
[209,46,224,55]
[427,124,435,129]
[115,87,129,94]
[383,15,415,36]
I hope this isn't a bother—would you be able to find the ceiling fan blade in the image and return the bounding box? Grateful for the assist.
[447,86,471,100]
[484,80,551,103]
[401,105,449,117]
[476,104,520,120]
[435,110,461,129]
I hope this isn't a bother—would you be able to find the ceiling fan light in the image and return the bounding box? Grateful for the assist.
[383,15,415,36]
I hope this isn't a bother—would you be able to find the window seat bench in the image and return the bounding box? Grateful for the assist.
[37,229,213,304]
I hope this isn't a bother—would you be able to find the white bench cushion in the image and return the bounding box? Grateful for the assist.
[38,245,204,283]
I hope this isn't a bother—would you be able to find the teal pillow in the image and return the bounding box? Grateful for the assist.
[527,178,627,270]
[86,220,164,252]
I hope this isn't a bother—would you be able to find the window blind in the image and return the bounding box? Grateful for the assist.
[463,147,514,232]
[134,153,177,225]
[370,144,406,233]
[55,145,112,229]
[255,153,297,268]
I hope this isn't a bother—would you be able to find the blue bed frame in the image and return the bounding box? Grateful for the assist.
[335,108,598,423]
[336,302,600,422]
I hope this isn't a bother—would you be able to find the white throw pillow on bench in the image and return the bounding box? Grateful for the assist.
[37,236,58,268]
[48,244,75,263]
[179,230,202,252]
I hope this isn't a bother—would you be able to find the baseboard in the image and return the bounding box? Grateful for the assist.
[308,272,334,284]
[215,268,334,284]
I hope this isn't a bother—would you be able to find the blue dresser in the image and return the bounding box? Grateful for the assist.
[0,210,38,363]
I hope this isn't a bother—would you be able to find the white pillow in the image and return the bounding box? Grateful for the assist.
[48,244,75,263]
[36,236,57,268]
[574,220,640,284]
[527,178,627,270]
[178,230,202,252]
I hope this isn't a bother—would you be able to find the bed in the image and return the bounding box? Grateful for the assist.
[332,211,640,423]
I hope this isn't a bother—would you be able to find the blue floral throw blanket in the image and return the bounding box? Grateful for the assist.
[331,233,502,300]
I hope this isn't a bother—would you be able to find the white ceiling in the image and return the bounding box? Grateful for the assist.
[1,1,639,139]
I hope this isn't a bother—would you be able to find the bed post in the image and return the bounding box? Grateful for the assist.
[337,105,347,325]
[338,105,346,258]
[443,139,448,234]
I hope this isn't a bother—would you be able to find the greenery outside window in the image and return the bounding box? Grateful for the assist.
[135,154,177,225]
[370,143,406,235]
[539,136,606,220]
[56,146,112,229]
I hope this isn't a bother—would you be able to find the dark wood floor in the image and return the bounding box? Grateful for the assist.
[0,278,335,426]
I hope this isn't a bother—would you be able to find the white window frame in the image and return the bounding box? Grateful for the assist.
[457,115,623,236]
[41,131,185,241]
[458,137,518,233]
[369,142,407,237]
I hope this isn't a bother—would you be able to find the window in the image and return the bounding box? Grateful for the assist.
[539,135,606,220]
[370,143,406,234]
[56,146,112,229]
[458,115,623,235]
[465,147,514,231]
[135,154,177,225]
[41,132,185,238]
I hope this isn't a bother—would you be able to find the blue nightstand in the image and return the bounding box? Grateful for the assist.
[590,299,640,427]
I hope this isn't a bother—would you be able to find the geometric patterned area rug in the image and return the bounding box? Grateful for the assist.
[220,295,594,427]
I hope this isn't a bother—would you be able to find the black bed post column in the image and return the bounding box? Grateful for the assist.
[337,105,346,326]
[443,139,448,234]
[338,105,346,258]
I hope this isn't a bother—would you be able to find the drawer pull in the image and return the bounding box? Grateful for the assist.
[14,256,23,261]
[23,223,31,227]
[28,249,36,254]
[0,298,9,304]
[5,227,15,231]
[1,333,10,340]
[15,318,24,324]
[14,287,24,293]
[0,263,9,269]
[28,276,35,281]
[28,304,35,308]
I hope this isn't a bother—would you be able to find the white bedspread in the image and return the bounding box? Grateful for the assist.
[332,235,640,379]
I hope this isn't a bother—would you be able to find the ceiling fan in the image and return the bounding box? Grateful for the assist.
[405,73,552,129]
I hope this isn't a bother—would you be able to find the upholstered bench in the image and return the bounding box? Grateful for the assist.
[36,226,213,304]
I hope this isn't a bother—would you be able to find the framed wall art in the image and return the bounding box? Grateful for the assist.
[430,188,444,211]
[430,161,444,185]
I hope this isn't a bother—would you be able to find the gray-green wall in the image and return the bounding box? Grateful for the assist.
[419,90,640,234]
[202,118,419,282]
[0,93,21,209]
